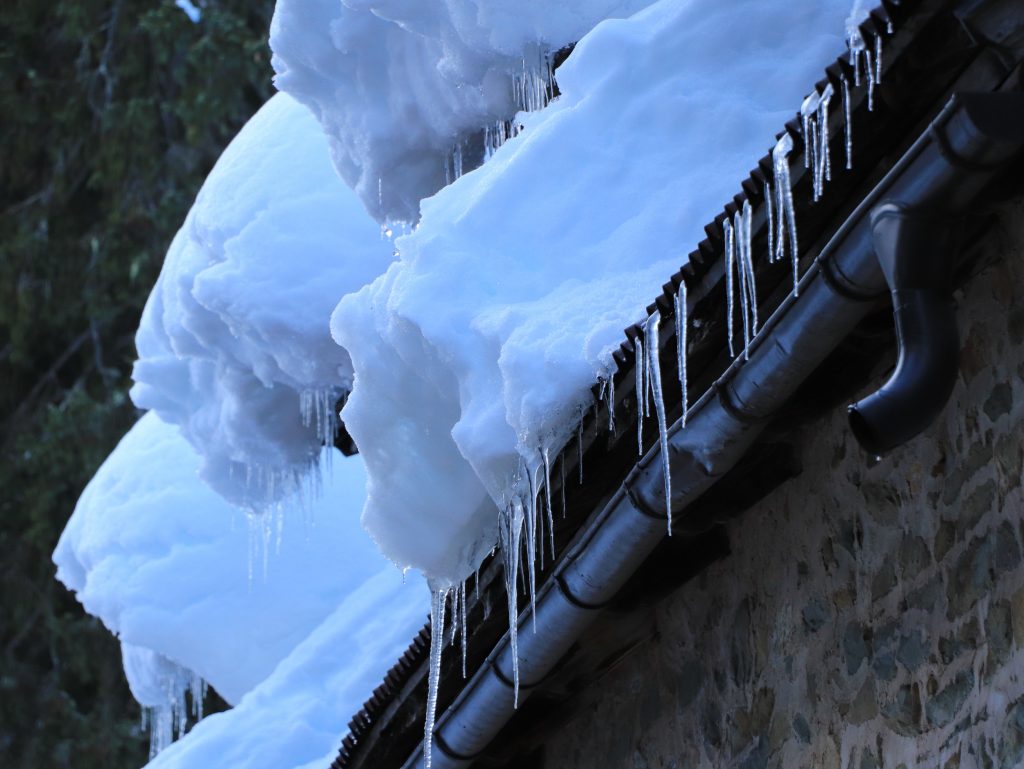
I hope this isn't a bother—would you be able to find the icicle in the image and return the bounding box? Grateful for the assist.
[765,181,775,264]
[735,200,758,360]
[459,581,468,679]
[842,75,853,170]
[449,589,460,646]
[559,454,566,517]
[733,212,751,358]
[724,219,736,358]
[498,496,525,706]
[424,584,451,769]
[635,336,645,455]
[864,45,876,111]
[577,416,584,484]
[800,91,821,174]
[644,312,672,535]
[524,476,538,635]
[848,23,866,87]
[815,84,834,201]
[772,133,800,296]
[742,200,758,336]
[674,281,689,426]
[542,446,555,560]
[606,375,616,434]
[875,34,883,85]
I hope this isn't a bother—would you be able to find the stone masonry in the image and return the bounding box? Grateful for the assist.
[541,200,1024,769]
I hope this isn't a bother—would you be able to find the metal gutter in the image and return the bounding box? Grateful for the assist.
[402,85,1024,769]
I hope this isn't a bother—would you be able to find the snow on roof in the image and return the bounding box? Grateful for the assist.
[130,92,394,511]
[55,0,880,766]
[317,0,849,584]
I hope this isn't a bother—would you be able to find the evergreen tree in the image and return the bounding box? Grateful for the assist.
[0,2,274,765]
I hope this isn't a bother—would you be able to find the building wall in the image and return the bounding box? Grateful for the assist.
[542,199,1024,769]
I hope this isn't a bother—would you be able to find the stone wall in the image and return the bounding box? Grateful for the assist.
[542,200,1024,769]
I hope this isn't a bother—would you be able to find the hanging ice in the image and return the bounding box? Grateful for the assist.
[498,496,525,707]
[299,388,341,449]
[734,200,759,359]
[577,416,584,485]
[483,48,559,163]
[724,201,758,359]
[724,220,736,358]
[644,312,672,535]
[607,375,616,434]
[635,336,645,455]
[542,446,555,561]
[772,133,800,296]
[673,281,688,427]
[846,13,881,112]
[842,75,853,170]
[122,643,208,759]
[459,581,468,679]
[800,84,834,202]
[424,584,451,769]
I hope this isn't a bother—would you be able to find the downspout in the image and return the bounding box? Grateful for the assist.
[404,88,1024,769]
[849,91,1024,454]
[846,204,961,455]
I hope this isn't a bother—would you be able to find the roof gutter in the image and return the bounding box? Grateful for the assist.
[404,88,1024,769]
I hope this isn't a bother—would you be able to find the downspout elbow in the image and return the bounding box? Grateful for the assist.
[847,203,960,455]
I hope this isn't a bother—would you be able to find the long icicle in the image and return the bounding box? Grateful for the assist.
[674,281,688,427]
[424,584,451,769]
[765,181,775,263]
[498,497,524,707]
[733,210,751,358]
[635,336,645,455]
[459,581,468,679]
[645,312,672,535]
[542,446,555,561]
[607,375,616,434]
[559,453,566,518]
[773,133,799,296]
[524,473,537,635]
[740,199,758,343]
[577,416,584,484]
[724,219,736,357]
[842,75,853,170]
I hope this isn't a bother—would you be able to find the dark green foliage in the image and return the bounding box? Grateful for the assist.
[0,1,274,766]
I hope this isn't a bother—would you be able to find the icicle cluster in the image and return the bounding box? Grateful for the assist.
[599,375,617,434]
[724,201,759,360]
[847,24,883,112]
[425,440,568,761]
[143,670,207,759]
[801,84,834,202]
[771,133,800,296]
[299,388,342,448]
[235,458,324,521]
[449,47,559,181]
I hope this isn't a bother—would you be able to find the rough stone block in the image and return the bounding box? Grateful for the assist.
[925,670,974,728]
[947,537,995,619]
